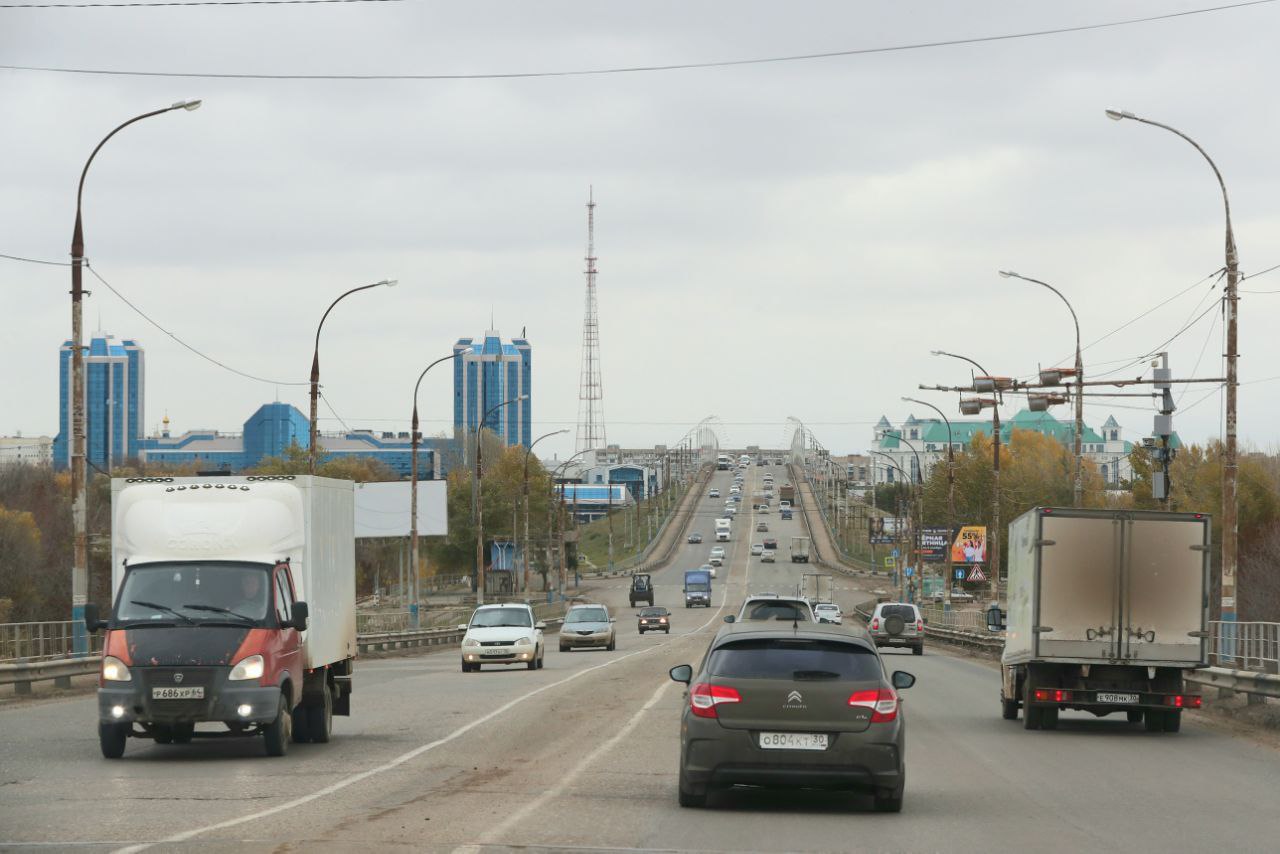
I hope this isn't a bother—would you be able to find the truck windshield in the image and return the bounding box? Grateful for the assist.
[114,563,271,626]
[687,582,710,592]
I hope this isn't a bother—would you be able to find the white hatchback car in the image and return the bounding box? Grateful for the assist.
[459,603,546,672]
[814,603,843,624]
[750,543,764,556]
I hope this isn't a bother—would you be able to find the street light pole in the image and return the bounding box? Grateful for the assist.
[552,449,593,597]
[884,433,925,600]
[523,429,569,595]
[933,350,1002,603]
[904,396,954,607]
[873,451,915,601]
[1107,107,1240,624]
[309,279,397,474]
[68,99,201,651]
[474,394,527,605]
[1000,270,1083,507]
[409,350,467,625]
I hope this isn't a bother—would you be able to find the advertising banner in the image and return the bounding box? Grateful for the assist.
[916,527,952,562]
[951,525,987,564]
[869,516,903,545]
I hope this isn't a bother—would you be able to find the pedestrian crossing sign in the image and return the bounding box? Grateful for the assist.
[967,566,987,582]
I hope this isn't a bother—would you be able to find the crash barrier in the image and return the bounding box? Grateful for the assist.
[790,464,877,573]
[587,464,714,581]
[1,620,102,664]
[0,600,570,695]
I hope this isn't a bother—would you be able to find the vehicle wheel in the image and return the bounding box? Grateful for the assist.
[1023,683,1042,731]
[677,769,706,808]
[1127,710,1144,724]
[665,628,671,634]
[560,643,569,653]
[1144,711,1165,733]
[912,644,924,656]
[461,661,472,673]
[292,705,313,743]
[153,727,174,745]
[873,782,905,813]
[1001,695,1019,720]
[171,723,194,744]
[639,628,645,635]
[607,638,616,652]
[99,721,129,759]
[307,683,333,743]
[1041,706,1059,730]
[537,649,545,669]
[1163,710,1182,733]
[263,692,291,757]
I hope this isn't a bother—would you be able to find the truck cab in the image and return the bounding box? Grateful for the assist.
[683,569,712,608]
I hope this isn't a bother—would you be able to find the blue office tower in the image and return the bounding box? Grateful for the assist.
[53,332,145,471]
[453,330,532,449]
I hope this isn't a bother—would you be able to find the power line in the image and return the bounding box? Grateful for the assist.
[0,0,1274,78]
[1,0,395,6]
[85,264,309,387]
[0,251,70,266]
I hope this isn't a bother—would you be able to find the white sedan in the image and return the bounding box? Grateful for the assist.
[814,603,843,624]
[750,543,764,556]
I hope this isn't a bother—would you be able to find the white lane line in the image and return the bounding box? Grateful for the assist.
[112,644,661,854]
[452,678,671,854]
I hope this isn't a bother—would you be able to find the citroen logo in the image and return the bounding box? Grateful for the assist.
[173,672,184,684]
[786,690,803,704]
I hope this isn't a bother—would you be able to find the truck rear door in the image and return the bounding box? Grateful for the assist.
[1036,512,1122,661]
[1123,515,1208,664]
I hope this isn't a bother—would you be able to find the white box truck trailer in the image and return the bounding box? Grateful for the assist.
[86,475,357,758]
[989,507,1210,733]
[715,517,732,542]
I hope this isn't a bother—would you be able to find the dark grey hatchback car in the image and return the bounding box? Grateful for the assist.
[669,624,915,811]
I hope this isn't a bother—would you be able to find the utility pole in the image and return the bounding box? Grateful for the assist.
[1151,353,1177,510]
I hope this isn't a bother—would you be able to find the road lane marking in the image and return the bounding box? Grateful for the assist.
[451,678,672,854]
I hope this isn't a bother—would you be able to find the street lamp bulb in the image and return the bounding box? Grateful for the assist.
[997,270,1017,279]
[1104,108,1134,121]
[381,279,399,288]
[173,99,202,111]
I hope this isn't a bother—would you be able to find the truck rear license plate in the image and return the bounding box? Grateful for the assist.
[152,687,204,700]
[1097,692,1139,704]
[759,732,828,751]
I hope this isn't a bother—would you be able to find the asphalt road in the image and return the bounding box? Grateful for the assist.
[3,464,1279,853]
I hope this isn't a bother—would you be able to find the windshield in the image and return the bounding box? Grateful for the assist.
[640,608,667,617]
[742,600,810,621]
[708,638,880,680]
[567,607,608,623]
[470,607,532,628]
[114,562,271,626]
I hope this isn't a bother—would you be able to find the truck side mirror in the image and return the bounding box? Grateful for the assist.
[83,603,106,633]
[986,604,1006,632]
[290,601,309,631]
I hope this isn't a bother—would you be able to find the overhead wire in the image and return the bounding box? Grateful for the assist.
[0,0,1275,77]
[1,0,395,6]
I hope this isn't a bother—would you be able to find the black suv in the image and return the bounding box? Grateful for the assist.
[669,624,915,811]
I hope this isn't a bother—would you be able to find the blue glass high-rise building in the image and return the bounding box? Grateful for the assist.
[53,332,145,471]
[454,331,532,449]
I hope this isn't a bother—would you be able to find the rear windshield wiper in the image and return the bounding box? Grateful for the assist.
[792,670,841,680]
[182,604,255,623]
[129,600,194,625]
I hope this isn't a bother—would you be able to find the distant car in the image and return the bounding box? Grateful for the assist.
[756,521,768,532]
[708,546,726,566]
[729,486,741,495]
[731,495,742,503]
[750,543,764,556]
[560,604,616,652]
[708,489,721,499]
[700,562,717,579]
[725,507,738,518]
[757,505,769,514]
[669,623,915,810]
[780,509,793,520]
[638,606,671,634]
[688,532,703,544]
[460,603,546,672]
[814,603,843,625]
[761,550,776,563]
[868,602,924,655]
[763,538,777,550]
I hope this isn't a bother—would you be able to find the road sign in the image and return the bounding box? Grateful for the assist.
[883,556,896,568]
[904,566,915,578]
[955,568,966,580]
[891,548,899,558]
[967,566,987,582]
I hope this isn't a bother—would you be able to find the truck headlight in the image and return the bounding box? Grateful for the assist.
[462,638,480,648]
[228,654,264,681]
[102,655,132,682]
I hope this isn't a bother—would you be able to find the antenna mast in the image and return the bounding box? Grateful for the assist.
[575,188,607,455]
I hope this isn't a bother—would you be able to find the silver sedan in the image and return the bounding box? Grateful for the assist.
[559,604,616,652]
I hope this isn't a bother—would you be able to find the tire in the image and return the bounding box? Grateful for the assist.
[639,628,645,635]
[1041,706,1059,730]
[537,649,545,669]
[1144,711,1165,733]
[677,769,706,808]
[1023,681,1042,731]
[153,727,174,745]
[171,723,194,745]
[1163,710,1182,733]
[912,643,924,656]
[560,643,569,653]
[1002,696,1019,720]
[665,628,670,634]
[461,661,473,673]
[1127,710,1144,724]
[307,683,333,743]
[607,638,616,652]
[884,615,905,637]
[99,722,128,759]
[263,692,291,757]
[873,782,905,813]
[292,706,313,743]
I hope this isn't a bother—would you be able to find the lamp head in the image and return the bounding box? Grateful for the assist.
[1105,108,1135,121]
[381,279,398,288]
[998,270,1017,279]
[172,99,202,111]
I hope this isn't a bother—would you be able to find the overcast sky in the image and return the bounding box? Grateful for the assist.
[3,0,1279,461]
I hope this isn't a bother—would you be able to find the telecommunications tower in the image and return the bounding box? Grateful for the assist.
[575,189,607,455]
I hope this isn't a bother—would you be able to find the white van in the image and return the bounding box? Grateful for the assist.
[714,517,732,542]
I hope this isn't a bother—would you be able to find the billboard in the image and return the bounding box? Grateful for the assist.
[916,527,952,562]
[951,525,987,564]
[353,480,448,539]
[869,516,904,545]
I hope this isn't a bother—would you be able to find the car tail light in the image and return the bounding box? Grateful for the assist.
[1032,688,1072,703]
[916,620,924,632]
[1165,694,1201,708]
[690,683,742,718]
[870,618,879,630]
[848,688,899,722]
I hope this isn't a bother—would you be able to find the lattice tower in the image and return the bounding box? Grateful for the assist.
[575,188,607,454]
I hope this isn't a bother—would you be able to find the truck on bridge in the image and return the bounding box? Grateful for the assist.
[86,476,357,758]
[790,536,811,563]
[683,568,712,608]
[714,517,732,542]
[778,484,795,507]
[989,507,1210,733]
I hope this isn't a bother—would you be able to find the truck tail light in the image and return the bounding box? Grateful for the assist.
[690,683,742,718]
[1033,689,1071,703]
[1165,694,1201,708]
[849,688,899,722]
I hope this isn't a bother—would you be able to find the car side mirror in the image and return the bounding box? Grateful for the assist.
[609,617,615,623]
[669,664,693,684]
[458,624,469,631]
[535,621,547,630]
[986,604,1007,632]
[891,671,916,690]
[723,614,736,624]
[289,601,309,631]
[83,602,106,633]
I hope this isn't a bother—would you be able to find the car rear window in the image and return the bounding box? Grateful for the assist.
[742,601,810,622]
[880,605,918,620]
[708,638,881,680]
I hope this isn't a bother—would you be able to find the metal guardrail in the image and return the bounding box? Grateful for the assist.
[1,620,102,663]
[1208,620,1279,673]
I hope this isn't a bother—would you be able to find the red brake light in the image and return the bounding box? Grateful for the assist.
[690,683,742,718]
[1165,694,1200,708]
[1033,688,1071,703]
[848,688,899,722]
[916,620,924,632]
[870,618,879,630]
